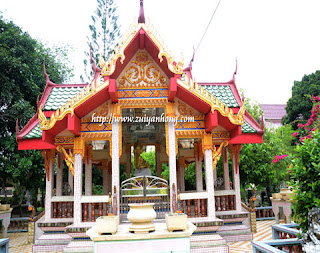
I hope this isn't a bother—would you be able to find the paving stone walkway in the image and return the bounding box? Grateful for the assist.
[7,220,275,253]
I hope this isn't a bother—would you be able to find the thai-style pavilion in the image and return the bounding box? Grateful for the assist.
[16,1,263,251]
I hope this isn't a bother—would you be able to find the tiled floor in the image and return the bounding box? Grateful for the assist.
[6,220,275,253]
[228,220,276,253]
[7,233,32,253]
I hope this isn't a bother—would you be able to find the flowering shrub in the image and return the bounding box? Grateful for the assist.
[272,154,288,164]
[289,96,320,232]
[292,96,320,143]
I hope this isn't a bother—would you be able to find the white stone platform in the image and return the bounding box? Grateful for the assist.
[87,222,196,253]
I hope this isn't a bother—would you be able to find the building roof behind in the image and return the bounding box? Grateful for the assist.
[260,104,286,120]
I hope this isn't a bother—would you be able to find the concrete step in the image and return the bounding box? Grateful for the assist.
[33,234,72,252]
[35,233,72,245]
[217,224,253,242]
[63,240,94,253]
[191,246,229,253]
[193,226,221,235]
[191,234,229,252]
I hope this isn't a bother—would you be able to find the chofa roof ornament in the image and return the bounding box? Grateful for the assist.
[138,0,145,23]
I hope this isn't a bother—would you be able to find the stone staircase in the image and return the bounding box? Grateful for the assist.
[63,224,94,253]
[216,210,253,242]
[33,222,73,252]
[190,219,229,252]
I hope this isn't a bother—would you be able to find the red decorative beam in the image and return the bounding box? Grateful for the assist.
[205,111,218,133]
[18,139,56,150]
[42,131,55,145]
[168,75,178,102]
[68,113,81,136]
[229,125,242,140]
[229,133,263,144]
[139,29,145,49]
[109,79,118,103]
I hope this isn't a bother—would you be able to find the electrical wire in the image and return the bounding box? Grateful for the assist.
[195,0,222,55]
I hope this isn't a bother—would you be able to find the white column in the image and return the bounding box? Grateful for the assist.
[179,165,185,192]
[85,159,92,196]
[168,121,177,211]
[205,149,216,219]
[112,121,120,216]
[56,153,63,196]
[103,169,108,195]
[232,153,242,212]
[45,159,54,221]
[213,165,217,187]
[126,145,131,179]
[108,167,112,194]
[223,147,230,190]
[73,153,83,225]
[195,156,203,192]
[68,162,74,195]
[156,144,162,177]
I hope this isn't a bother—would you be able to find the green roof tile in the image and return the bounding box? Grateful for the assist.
[43,87,84,111]
[23,123,42,139]
[241,121,257,133]
[202,85,239,108]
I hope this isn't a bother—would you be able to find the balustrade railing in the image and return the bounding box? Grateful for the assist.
[180,192,207,218]
[214,190,236,211]
[252,239,303,253]
[252,224,302,253]
[272,224,300,240]
[8,217,29,233]
[51,196,74,219]
[256,206,275,220]
[81,195,109,222]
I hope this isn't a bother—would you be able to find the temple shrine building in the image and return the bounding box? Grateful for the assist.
[16,2,264,251]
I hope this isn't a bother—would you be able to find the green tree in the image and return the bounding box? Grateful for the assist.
[240,126,293,193]
[282,71,320,128]
[0,17,72,212]
[239,97,294,203]
[81,0,121,82]
[289,96,320,232]
[290,129,320,232]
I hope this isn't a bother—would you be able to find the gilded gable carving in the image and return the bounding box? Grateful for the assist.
[118,51,168,88]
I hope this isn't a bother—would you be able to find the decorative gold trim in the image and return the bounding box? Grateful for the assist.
[74,136,85,157]
[229,144,242,173]
[41,149,56,181]
[119,52,167,87]
[111,103,121,118]
[99,19,184,77]
[87,144,93,160]
[38,79,109,131]
[175,130,205,156]
[165,121,169,156]
[119,121,122,158]
[212,140,229,171]
[81,132,112,158]
[165,102,175,118]
[177,77,245,125]
[119,98,167,108]
[56,146,74,176]
[81,132,112,140]
[202,132,213,155]
[212,132,230,140]
[54,136,74,146]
